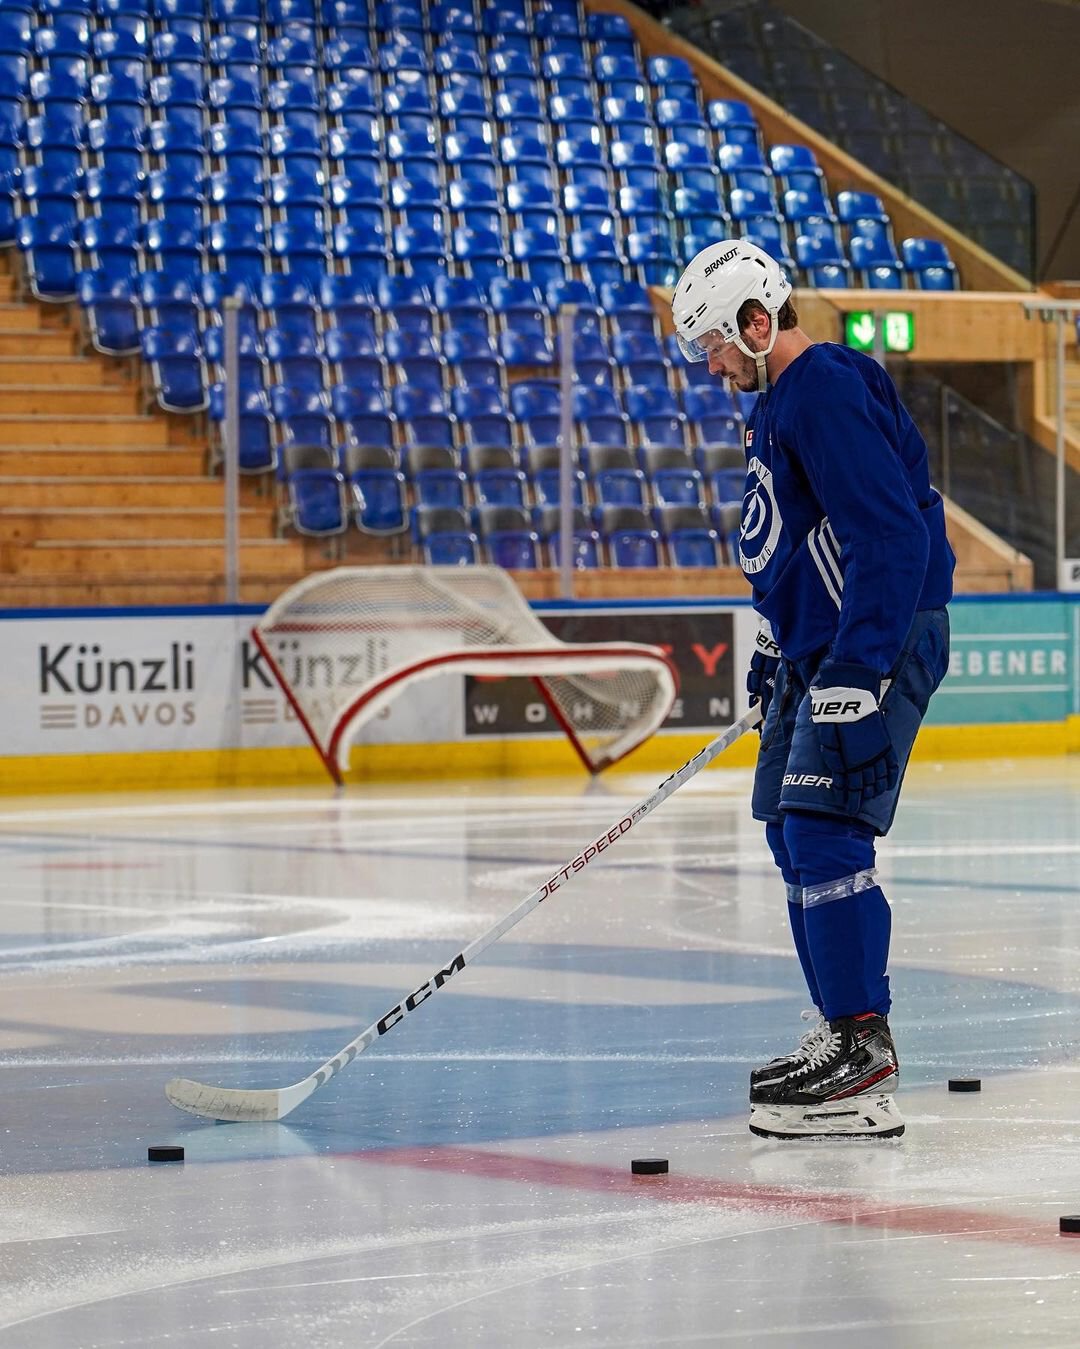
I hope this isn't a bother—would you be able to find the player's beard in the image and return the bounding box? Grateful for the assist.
[727,349,761,393]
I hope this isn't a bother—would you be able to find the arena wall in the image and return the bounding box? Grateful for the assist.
[1,594,1076,793]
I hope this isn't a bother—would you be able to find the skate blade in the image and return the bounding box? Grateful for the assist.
[748,1093,905,1141]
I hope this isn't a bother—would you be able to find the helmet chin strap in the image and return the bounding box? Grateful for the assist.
[732,313,780,393]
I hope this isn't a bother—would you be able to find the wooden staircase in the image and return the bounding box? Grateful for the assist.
[0,258,314,608]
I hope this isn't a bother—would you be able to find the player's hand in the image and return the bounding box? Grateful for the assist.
[746,619,781,732]
[809,661,898,815]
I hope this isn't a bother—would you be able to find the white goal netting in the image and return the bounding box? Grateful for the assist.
[254,567,678,782]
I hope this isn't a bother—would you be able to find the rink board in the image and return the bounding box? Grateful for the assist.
[0,593,1076,792]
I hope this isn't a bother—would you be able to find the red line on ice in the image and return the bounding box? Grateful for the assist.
[353,1146,1063,1249]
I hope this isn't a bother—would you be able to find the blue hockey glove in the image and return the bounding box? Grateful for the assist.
[809,661,898,815]
[746,619,780,730]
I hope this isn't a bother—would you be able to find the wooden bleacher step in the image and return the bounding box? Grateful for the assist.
[0,386,141,415]
[0,330,80,358]
[7,539,306,578]
[0,508,274,544]
[0,356,134,385]
[0,477,264,509]
[0,448,204,476]
[0,416,171,447]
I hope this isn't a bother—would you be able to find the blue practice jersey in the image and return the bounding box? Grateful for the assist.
[738,342,954,673]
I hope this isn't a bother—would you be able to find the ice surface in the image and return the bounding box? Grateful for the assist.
[0,759,1079,1345]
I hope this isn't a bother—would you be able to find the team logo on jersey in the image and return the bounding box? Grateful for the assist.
[739,455,783,575]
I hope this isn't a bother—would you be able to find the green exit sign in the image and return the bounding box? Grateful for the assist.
[844,311,916,354]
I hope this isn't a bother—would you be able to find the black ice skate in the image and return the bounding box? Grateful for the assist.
[749,1008,828,1097]
[748,1012,904,1140]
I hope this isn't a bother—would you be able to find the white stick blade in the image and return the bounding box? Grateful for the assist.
[165,1078,285,1123]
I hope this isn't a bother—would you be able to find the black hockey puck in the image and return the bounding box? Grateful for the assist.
[148,1145,184,1163]
[631,1157,669,1176]
[1060,1216,1080,1236]
[948,1078,981,1092]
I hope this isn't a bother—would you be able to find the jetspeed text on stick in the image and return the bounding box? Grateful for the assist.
[538,815,636,899]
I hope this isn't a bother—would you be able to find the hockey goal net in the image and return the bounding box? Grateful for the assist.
[254,567,678,783]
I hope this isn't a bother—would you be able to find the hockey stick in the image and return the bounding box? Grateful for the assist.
[165,707,760,1123]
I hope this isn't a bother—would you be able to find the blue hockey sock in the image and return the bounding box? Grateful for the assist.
[765,820,821,1010]
[783,811,892,1021]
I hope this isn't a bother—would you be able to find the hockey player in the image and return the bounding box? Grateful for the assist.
[672,240,954,1139]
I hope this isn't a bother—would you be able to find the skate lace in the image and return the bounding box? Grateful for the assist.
[795,1010,827,1057]
[796,1027,841,1073]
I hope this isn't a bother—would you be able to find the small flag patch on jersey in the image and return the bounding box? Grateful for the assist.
[745,430,754,446]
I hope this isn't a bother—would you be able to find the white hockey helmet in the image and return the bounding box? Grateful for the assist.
[671,239,792,390]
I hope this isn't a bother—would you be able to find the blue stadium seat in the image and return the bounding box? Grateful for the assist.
[546,277,602,323]
[442,328,504,390]
[265,325,325,392]
[325,328,383,389]
[345,446,409,536]
[796,234,851,287]
[393,385,456,451]
[499,328,555,366]
[412,504,479,566]
[319,274,378,336]
[208,386,274,473]
[384,327,445,392]
[608,137,661,193]
[568,228,623,288]
[411,458,469,511]
[473,504,539,569]
[701,97,760,138]
[332,386,396,452]
[279,445,348,537]
[850,234,904,288]
[203,326,266,397]
[595,503,661,568]
[769,144,826,192]
[141,324,207,412]
[574,384,629,449]
[435,45,486,82]
[452,386,515,454]
[326,76,378,124]
[434,273,491,332]
[378,273,436,332]
[16,215,78,299]
[620,230,674,286]
[269,385,335,453]
[664,140,721,194]
[510,226,568,288]
[683,386,744,453]
[836,190,891,230]
[555,136,610,191]
[323,33,376,78]
[718,142,769,178]
[654,97,710,151]
[586,445,645,506]
[547,92,601,141]
[444,131,499,190]
[450,225,506,284]
[430,1,479,36]
[625,384,687,451]
[655,503,721,567]
[902,237,958,290]
[610,331,667,390]
[646,56,698,101]
[78,273,139,354]
[538,66,586,106]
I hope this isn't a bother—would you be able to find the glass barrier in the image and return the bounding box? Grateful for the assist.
[891,366,1080,588]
